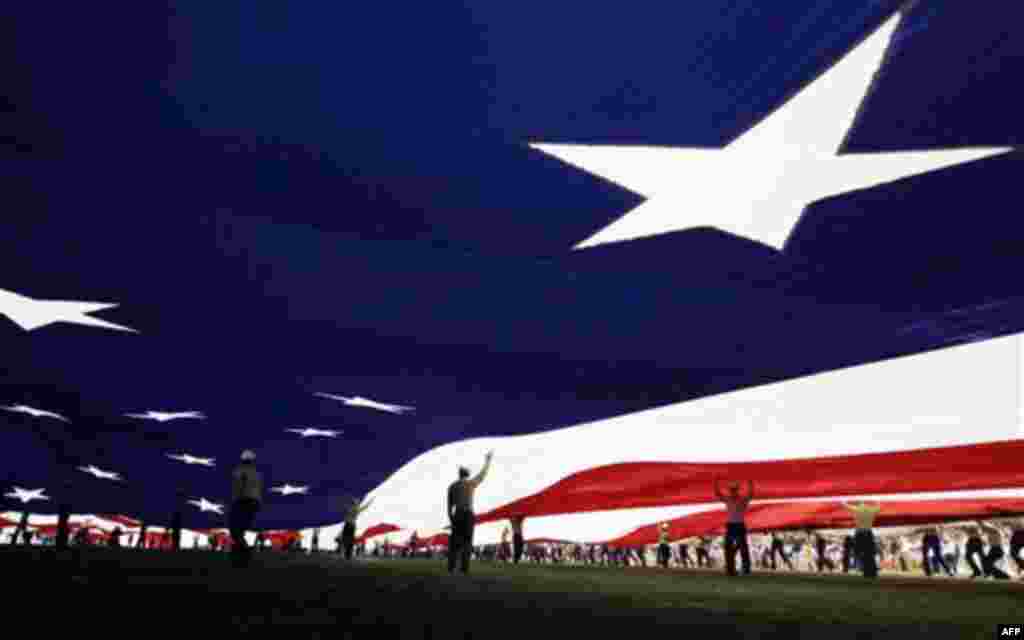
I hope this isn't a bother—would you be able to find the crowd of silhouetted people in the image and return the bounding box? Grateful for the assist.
[6,450,1022,583]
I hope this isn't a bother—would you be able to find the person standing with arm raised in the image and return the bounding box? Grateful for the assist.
[714,478,754,576]
[341,495,374,561]
[447,451,493,575]
[842,500,880,578]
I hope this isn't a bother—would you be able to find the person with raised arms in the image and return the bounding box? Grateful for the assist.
[714,478,755,576]
[842,500,881,578]
[446,451,493,575]
[341,495,374,561]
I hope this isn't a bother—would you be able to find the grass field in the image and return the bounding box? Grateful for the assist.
[6,548,1021,638]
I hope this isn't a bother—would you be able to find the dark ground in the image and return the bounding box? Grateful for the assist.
[5,547,1021,638]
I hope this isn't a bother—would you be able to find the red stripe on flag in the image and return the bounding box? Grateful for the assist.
[476,439,1024,524]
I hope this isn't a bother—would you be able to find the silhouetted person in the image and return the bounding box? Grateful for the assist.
[12,511,29,546]
[312,528,320,553]
[500,526,511,562]
[715,478,754,576]
[945,530,961,575]
[921,526,951,576]
[977,520,1010,579]
[171,512,183,551]
[889,537,908,572]
[229,449,263,568]
[696,537,712,568]
[843,501,880,578]
[657,523,672,568]
[770,531,793,570]
[108,526,123,548]
[447,451,493,574]
[963,525,985,577]
[677,540,693,568]
[841,535,856,572]
[635,545,647,567]
[341,495,374,560]
[814,532,834,572]
[1009,520,1024,577]
[510,516,525,564]
[137,524,148,549]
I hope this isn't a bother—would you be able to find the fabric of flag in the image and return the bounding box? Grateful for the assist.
[422,533,450,547]
[262,530,301,549]
[602,497,1024,547]
[475,439,1024,524]
[98,514,143,529]
[3,1,1024,532]
[356,523,403,543]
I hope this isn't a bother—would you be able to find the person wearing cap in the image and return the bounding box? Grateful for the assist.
[446,450,493,574]
[657,523,672,568]
[714,478,755,576]
[341,495,374,561]
[229,449,263,568]
[842,500,880,578]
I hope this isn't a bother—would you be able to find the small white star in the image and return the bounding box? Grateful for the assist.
[285,427,342,438]
[78,465,122,481]
[270,484,310,496]
[124,411,205,422]
[1,404,69,422]
[314,393,414,414]
[4,486,49,504]
[188,498,223,514]
[166,453,215,467]
[531,13,1011,251]
[0,288,137,333]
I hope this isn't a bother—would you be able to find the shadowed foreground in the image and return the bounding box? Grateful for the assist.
[8,548,1021,638]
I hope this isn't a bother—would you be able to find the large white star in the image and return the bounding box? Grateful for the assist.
[315,393,414,414]
[78,465,122,481]
[0,288,137,333]
[188,497,224,514]
[166,453,215,467]
[4,486,49,504]
[1,404,69,422]
[124,411,205,422]
[270,484,310,496]
[531,13,1012,251]
[285,427,342,438]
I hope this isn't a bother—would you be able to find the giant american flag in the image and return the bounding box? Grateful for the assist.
[3,1,1024,539]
